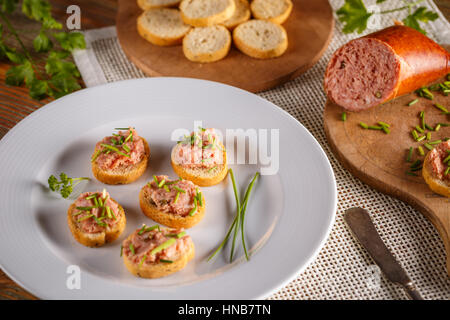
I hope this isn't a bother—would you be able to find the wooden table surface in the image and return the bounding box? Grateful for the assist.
[0,0,449,300]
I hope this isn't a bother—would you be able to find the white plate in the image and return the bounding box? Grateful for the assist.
[0,78,336,299]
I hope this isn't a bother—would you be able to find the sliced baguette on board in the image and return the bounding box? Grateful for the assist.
[233,19,288,59]
[137,9,191,46]
[180,0,236,27]
[183,25,231,62]
[222,0,250,30]
[422,150,450,198]
[137,0,181,10]
[67,199,126,248]
[122,229,195,278]
[139,187,206,228]
[250,0,293,24]
[92,138,150,185]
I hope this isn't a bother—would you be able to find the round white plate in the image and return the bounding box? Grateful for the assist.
[0,78,336,299]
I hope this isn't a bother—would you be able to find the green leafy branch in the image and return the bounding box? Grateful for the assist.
[337,0,439,34]
[0,0,86,100]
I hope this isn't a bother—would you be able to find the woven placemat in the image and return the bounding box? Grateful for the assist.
[72,0,450,299]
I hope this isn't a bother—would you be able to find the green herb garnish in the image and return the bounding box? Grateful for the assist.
[48,173,90,198]
[160,259,173,263]
[408,99,419,106]
[129,243,135,255]
[150,238,176,255]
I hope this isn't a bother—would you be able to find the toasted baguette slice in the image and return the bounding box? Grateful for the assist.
[183,25,231,62]
[137,9,191,46]
[423,150,450,198]
[123,234,195,278]
[233,20,288,59]
[92,138,150,185]
[67,199,126,248]
[222,0,250,29]
[250,0,293,24]
[137,0,181,10]
[139,187,205,228]
[171,146,228,186]
[180,0,236,27]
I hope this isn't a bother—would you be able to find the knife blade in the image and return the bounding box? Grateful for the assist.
[344,207,424,300]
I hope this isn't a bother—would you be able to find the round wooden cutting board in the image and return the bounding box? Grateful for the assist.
[324,76,450,276]
[116,0,334,92]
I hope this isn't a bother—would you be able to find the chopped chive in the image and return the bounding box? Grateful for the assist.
[101,144,130,157]
[341,112,347,121]
[129,243,135,255]
[189,198,197,216]
[424,143,434,151]
[417,146,425,156]
[197,192,203,207]
[91,149,101,162]
[72,211,84,217]
[368,125,383,130]
[122,144,131,153]
[435,124,441,132]
[429,140,442,145]
[208,166,217,173]
[429,84,441,91]
[114,127,130,130]
[105,206,112,219]
[120,245,123,257]
[410,166,423,172]
[139,255,147,267]
[421,88,434,99]
[415,126,424,133]
[445,167,450,176]
[359,122,369,129]
[228,168,241,263]
[426,132,432,140]
[443,155,450,164]
[439,123,450,127]
[150,238,176,255]
[138,225,146,235]
[425,123,434,131]
[173,191,180,204]
[406,147,413,162]
[173,185,186,193]
[85,193,98,200]
[410,160,422,169]
[163,185,170,192]
[408,99,419,106]
[406,171,418,176]
[382,126,390,134]
[77,214,94,222]
[417,135,426,142]
[98,196,103,207]
[160,259,173,263]
[76,206,96,211]
[378,121,390,128]
[434,103,448,113]
[158,179,165,188]
[167,231,186,239]
[153,175,159,185]
[412,130,419,140]
[124,132,133,143]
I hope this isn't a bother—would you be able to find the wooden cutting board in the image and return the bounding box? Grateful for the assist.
[116,0,334,92]
[324,75,450,276]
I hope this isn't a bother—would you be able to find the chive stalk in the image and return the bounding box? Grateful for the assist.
[408,99,418,106]
[150,238,176,255]
[417,146,425,156]
[406,147,413,162]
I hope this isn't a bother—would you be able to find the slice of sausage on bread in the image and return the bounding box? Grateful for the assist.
[183,25,231,63]
[68,194,126,248]
[233,20,288,59]
[250,0,293,25]
[139,176,206,229]
[122,226,195,278]
[180,0,236,27]
[137,0,181,10]
[422,141,450,198]
[137,8,191,46]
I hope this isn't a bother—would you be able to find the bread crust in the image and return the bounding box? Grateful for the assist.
[122,236,195,278]
[137,10,190,46]
[180,0,236,27]
[222,0,250,30]
[423,152,450,198]
[233,21,288,59]
[137,0,181,10]
[92,138,150,185]
[250,0,293,25]
[182,26,231,63]
[67,199,126,247]
[139,187,206,228]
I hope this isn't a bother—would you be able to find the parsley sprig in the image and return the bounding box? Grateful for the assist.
[0,0,85,100]
[48,172,90,198]
[337,0,438,35]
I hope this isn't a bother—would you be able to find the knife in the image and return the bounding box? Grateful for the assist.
[344,207,424,300]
